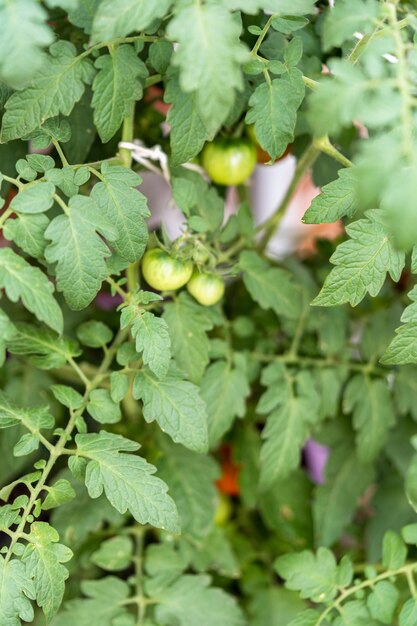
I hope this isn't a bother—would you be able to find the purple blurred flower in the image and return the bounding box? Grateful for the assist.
[94,292,123,311]
[304,439,329,484]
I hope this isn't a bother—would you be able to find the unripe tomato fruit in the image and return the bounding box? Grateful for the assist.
[186,271,225,306]
[214,493,233,526]
[142,249,193,291]
[201,138,257,186]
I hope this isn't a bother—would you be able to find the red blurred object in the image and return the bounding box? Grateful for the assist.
[216,444,241,496]
[144,86,170,116]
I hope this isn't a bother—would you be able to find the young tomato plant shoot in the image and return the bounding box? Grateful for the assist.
[1,2,417,626]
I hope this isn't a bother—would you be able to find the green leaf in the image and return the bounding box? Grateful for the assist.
[149,40,173,75]
[0,555,35,626]
[259,367,319,489]
[286,611,323,626]
[303,168,357,224]
[67,0,102,34]
[1,41,94,142]
[0,0,53,89]
[45,194,113,310]
[240,251,301,319]
[51,473,124,549]
[121,306,171,380]
[155,575,245,626]
[400,598,417,626]
[394,366,417,420]
[157,439,219,537]
[165,73,210,165]
[382,531,407,570]
[133,369,208,453]
[259,469,313,549]
[344,375,396,462]
[23,522,72,621]
[110,371,129,403]
[167,3,248,134]
[10,182,55,214]
[185,527,240,578]
[145,543,188,594]
[313,211,405,307]
[225,0,316,14]
[3,213,49,259]
[0,247,63,333]
[367,581,399,624]
[7,323,80,370]
[382,323,417,365]
[91,536,133,571]
[52,577,131,626]
[163,293,213,384]
[91,163,149,263]
[275,547,339,603]
[313,441,374,547]
[200,360,250,448]
[91,0,171,42]
[322,0,380,52]
[92,45,148,143]
[249,588,307,626]
[308,60,401,138]
[64,88,96,163]
[333,601,372,626]
[76,320,114,348]
[76,431,180,532]
[246,69,305,160]
[43,478,76,510]
[0,390,54,433]
[0,309,16,367]
[87,389,121,424]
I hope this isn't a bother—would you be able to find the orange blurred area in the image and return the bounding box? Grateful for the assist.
[216,445,241,496]
[291,172,344,256]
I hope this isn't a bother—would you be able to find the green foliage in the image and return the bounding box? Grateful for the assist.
[1,2,417,625]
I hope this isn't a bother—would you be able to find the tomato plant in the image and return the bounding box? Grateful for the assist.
[1,2,417,626]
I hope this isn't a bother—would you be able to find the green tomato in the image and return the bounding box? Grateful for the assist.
[142,249,193,291]
[213,493,232,526]
[201,138,257,186]
[187,270,225,306]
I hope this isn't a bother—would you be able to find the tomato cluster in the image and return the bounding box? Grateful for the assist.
[142,249,225,306]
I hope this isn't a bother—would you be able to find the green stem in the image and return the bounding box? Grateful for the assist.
[0,207,13,230]
[388,3,415,161]
[145,73,162,88]
[3,327,129,562]
[252,351,387,377]
[106,277,130,301]
[119,102,135,169]
[313,136,353,168]
[251,14,276,57]
[257,142,320,250]
[303,75,319,90]
[52,139,69,167]
[78,34,159,61]
[347,16,410,65]
[133,526,147,625]
[53,193,70,215]
[317,563,417,625]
